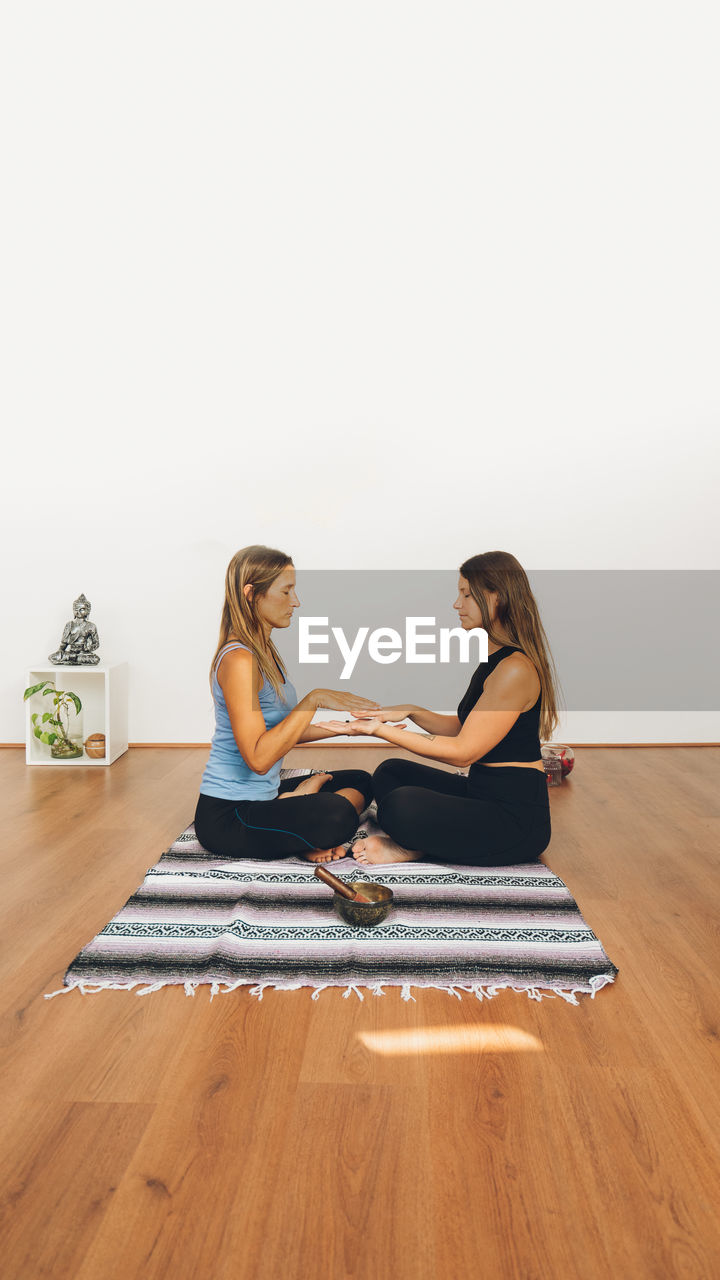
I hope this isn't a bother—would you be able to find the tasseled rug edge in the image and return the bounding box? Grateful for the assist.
[45,973,615,1005]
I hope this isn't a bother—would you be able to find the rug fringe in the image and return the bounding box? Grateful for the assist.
[453,984,494,1001]
[45,976,614,1003]
[342,985,365,1001]
[44,983,77,999]
[44,979,144,998]
[553,987,580,1005]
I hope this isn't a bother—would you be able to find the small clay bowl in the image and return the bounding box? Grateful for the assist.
[333,882,394,927]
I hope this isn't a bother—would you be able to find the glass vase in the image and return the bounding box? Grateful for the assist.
[541,743,575,781]
[51,737,84,760]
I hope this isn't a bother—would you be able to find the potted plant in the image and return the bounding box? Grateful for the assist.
[24,680,84,759]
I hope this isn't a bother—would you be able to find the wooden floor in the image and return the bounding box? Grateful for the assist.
[1,745,719,1280]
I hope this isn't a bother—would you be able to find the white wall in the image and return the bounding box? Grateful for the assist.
[2,3,719,745]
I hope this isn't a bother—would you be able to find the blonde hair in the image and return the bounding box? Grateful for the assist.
[459,550,561,741]
[209,545,292,700]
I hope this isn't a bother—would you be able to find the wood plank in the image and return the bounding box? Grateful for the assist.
[0,1100,154,1279]
[73,992,314,1280]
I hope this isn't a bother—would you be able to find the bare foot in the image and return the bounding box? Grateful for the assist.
[351,835,421,865]
[279,772,332,799]
[303,845,348,863]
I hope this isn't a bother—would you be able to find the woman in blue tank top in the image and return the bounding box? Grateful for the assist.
[320,551,560,868]
[194,545,378,863]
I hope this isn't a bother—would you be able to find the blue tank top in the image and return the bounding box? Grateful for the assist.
[200,642,298,800]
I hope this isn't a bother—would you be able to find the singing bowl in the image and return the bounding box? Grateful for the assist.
[334,882,394,927]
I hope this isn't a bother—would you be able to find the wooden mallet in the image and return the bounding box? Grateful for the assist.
[313,866,372,903]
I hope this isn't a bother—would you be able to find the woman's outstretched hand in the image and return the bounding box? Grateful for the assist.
[316,717,409,738]
[354,705,415,724]
[313,689,381,717]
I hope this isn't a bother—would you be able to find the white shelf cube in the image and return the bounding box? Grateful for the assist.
[25,663,128,766]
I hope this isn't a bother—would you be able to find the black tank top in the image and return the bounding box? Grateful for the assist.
[457,646,542,765]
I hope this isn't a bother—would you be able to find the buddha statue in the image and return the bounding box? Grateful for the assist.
[49,593,101,665]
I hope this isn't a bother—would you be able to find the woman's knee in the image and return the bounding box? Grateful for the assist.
[310,792,359,847]
[371,758,410,802]
[336,769,374,806]
[377,786,423,841]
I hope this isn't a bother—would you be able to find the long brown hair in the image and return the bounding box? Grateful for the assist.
[459,550,561,741]
[209,545,292,700]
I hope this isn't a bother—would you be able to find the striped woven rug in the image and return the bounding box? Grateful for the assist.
[47,773,618,1005]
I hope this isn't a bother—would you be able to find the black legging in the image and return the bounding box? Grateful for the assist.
[193,769,373,860]
[372,758,551,866]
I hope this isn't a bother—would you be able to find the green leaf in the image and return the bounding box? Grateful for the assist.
[24,681,51,700]
[42,712,54,724]
[43,687,57,697]
[67,692,82,716]
[33,721,59,744]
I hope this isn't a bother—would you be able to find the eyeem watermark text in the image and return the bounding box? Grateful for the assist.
[299,617,488,679]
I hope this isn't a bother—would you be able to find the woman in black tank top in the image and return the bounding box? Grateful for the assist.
[319,551,559,868]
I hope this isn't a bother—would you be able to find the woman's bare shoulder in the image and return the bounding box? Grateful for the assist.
[216,645,253,687]
[487,651,540,702]
[500,650,537,674]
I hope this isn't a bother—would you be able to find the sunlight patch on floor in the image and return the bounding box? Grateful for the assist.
[357,1024,542,1056]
